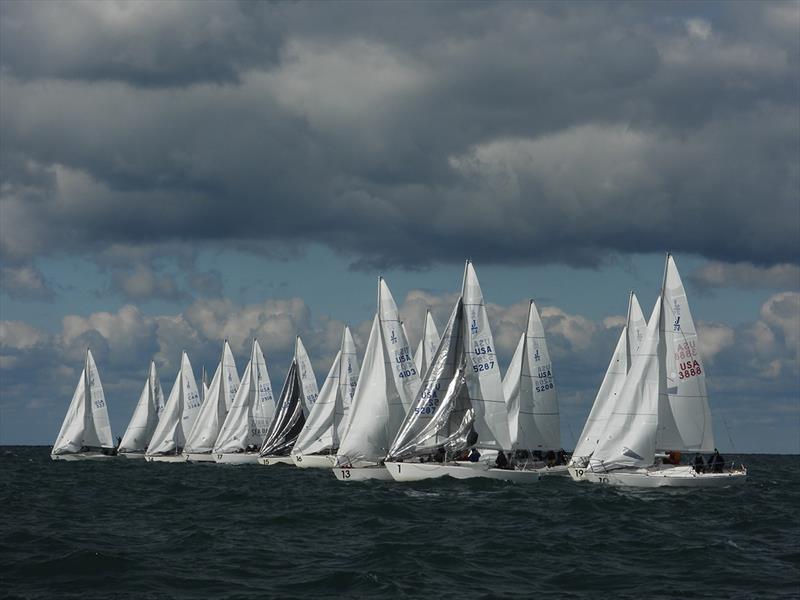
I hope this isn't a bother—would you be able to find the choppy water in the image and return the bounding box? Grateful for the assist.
[1,448,798,599]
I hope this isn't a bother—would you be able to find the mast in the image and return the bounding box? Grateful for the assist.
[461,259,470,297]
[84,348,91,445]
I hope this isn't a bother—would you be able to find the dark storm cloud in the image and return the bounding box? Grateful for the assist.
[0,1,797,270]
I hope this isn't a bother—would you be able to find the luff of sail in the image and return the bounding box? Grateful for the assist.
[52,349,115,455]
[571,293,647,462]
[214,339,275,453]
[146,352,201,456]
[119,361,165,454]
[502,299,561,452]
[184,341,240,455]
[336,278,421,466]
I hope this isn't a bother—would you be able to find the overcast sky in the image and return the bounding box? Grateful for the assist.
[1,1,797,452]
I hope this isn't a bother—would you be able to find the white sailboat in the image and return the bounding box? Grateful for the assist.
[503,299,566,475]
[333,278,421,481]
[145,351,202,462]
[567,292,646,480]
[184,341,239,462]
[583,255,746,487]
[118,361,165,459]
[213,339,275,464]
[259,337,319,465]
[51,348,116,460]
[415,308,440,377]
[386,262,538,482]
[292,327,359,468]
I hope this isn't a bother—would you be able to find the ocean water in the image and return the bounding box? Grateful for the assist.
[1,449,797,599]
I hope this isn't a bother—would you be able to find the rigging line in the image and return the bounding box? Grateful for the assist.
[723,417,737,453]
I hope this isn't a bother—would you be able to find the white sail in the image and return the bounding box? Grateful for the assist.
[657,255,715,452]
[201,366,209,404]
[414,309,441,377]
[590,297,663,471]
[184,341,240,454]
[572,293,647,461]
[503,300,561,451]
[119,361,165,453]
[295,337,319,415]
[214,339,275,453]
[52,349,114,454]
[337,278,421,466]
[462,261,511,450]
[146,352,201,455]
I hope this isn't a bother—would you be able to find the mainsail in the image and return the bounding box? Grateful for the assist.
[119,361,165,454]
[146,351,201,455]
[52,349,115,455]
[260,337,319,456]
[502,300,561,452]
[336,278,421,466]
[571,293,647,461]
[293,327,359,457]
[184,341,240,455]
[214,339,275,453]
[414,308,441,377]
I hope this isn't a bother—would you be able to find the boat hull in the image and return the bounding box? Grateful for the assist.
[184,452,216,463]
[50,452,116,461]
[214,453,260,464]
[145,454,187,463]
[292,454,335,469]
[568,465,590,481]
[258,455,294,466]
[118,452,146,460]
[332,465,393,481]
[583,465,748,488]
[386,461,541,482]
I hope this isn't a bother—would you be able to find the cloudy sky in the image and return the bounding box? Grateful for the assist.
[1,1,797,452]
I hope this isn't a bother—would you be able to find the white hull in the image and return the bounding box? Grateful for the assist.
[583,465,748,488]
[118,452,146,460]
[292,454,335,469]
[568,465,589,481]
[258,455,294,466]
[145,454,187,463]
[332,465,393,481]
[51,451,116,461]
[386,461,541,482]
[214,452,260,464]
[184,452,216,463]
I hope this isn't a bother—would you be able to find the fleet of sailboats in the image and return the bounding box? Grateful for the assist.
[50,254,747,488]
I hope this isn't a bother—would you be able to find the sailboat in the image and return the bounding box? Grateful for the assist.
[292,327,360,468]
[213,339,275,464]
[415,308,440,376]
[567,292,646,480]
[51,348,116,460]
[118,361,165,459]
[183,341,240,462]
[259,337,319,465]
[502,299,566,475]
[145,351,202,462]
[333,278,421,481]
[582,255,747,487]
[385,262,538,482]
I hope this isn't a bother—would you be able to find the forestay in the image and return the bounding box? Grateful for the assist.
[503,300,561,452]
[336,278,421,466]
[572,293,647,461]
[414,309,440,377]
[119,361,165,454]
[184,341,240,454]
[293,327,359,457]
[52,349,115,454]
[214,339,275,453]
[146,352,201,455]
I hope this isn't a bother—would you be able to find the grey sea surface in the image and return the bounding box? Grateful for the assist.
[1,448,797,599]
